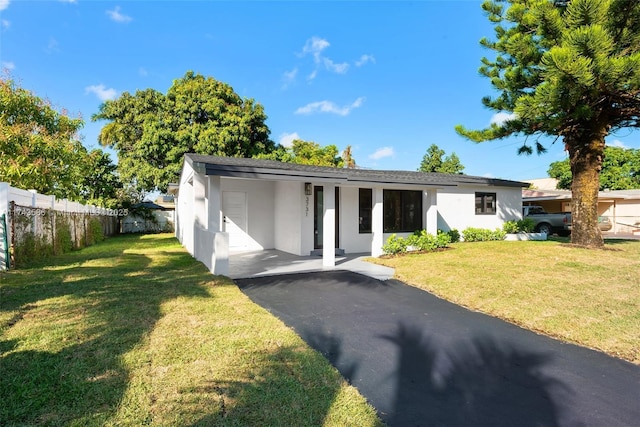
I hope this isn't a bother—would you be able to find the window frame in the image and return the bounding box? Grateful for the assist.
[475,192,497,215]
[383,189,423,233]
[358,188,372,234]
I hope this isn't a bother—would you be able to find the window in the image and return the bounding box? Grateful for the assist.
[475,192,496,215]
[359,188,372,233]
[383,190,422,233]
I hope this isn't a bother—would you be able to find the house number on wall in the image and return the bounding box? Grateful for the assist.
[305,196,309,217]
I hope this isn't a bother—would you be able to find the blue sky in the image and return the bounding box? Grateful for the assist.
[2,0,639,182]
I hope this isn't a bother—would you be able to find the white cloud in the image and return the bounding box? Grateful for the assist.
[2,19,10,30]
[302,36,330,63]
[139,67,148,77]
[281,67,297,88]
[490,112,517,126]
[2,61,15,70]
[295,97,365,116]
[482,173,495,178]
[0,0,9,12]
[299,36,355,78]
[59,0,78,3]
[279,132,299,148]
[85,84,118,101]
[369,147,395,160]
[608,139,627,148]
[355,54,375,67]
[307,69,318,81]
[45,37,60,54]
[107,6,132,23]
[323,58,349,74]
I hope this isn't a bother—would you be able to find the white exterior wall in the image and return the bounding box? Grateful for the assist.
[174,163,228,275]
[340,186,373,253]
[220,178,276,251]
[437,186,522,232]
[176,164,195,256]
[274,181,305,255]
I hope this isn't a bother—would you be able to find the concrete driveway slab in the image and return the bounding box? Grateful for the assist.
[236,271,640,427]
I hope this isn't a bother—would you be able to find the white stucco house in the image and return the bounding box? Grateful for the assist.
[170,154,527,275]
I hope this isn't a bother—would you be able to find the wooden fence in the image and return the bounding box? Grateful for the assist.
[0,183,119,270]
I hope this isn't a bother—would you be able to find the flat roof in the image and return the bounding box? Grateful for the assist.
[184,154,528,188]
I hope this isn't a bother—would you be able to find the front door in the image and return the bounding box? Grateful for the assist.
[314,186,339,249]
[222,191,247,250]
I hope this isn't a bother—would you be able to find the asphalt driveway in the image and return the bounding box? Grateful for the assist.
[236,270,640,427]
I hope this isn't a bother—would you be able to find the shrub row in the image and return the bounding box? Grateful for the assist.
[460,227,506,242]
[382,230,453,255]
[502,218,535,234]
[381,219,536,255]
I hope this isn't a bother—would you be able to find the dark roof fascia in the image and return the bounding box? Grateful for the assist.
[203,163,349,183]
[185,154,527,189]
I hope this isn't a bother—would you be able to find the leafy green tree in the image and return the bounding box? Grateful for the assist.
[257,139,346,167]
[456,0,640,248]
[418,144,465,174]
[547,158,573,190]
[549,146,640,190]
[81,149,124,208]
[93,71,275,192]
[0,78,87,199]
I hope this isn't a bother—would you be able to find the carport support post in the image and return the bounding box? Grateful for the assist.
[206,176,221,232]
[425,189,438,236]
[323,183,336,267]
[193,172,207,229]
[371,187,384,257]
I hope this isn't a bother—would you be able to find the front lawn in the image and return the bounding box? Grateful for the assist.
[0,233,382,426]
[372,238,640,364]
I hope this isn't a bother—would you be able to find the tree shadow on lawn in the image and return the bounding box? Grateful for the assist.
[187,331,367,427]
[0,234,211,425]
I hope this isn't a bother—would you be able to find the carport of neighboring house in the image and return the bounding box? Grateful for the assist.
[523,188,640,236]
[169,155,527,276]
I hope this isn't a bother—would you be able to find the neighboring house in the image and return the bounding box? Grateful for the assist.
[523,187,640,234]
[121,201,175,234]
[170,154,527,275]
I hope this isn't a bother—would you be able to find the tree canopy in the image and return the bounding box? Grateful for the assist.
[257,139,350,167]
[1,78,85,200]
[93,71,275,192]
[549,146,640,190]
[1,78,129,207]
[456,0,640,247]
[418,144,465,174]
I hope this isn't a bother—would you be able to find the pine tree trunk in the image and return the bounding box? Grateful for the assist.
[567,128,606,248]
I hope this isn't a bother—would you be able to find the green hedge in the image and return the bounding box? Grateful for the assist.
[461,227,506,242]
[382,230,451,255]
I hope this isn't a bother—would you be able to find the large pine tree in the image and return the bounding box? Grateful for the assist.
[456,0,640,247]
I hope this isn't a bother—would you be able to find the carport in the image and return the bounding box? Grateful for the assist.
[228,249,394,280]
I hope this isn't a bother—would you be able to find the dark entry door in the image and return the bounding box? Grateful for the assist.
[314,186,340,249]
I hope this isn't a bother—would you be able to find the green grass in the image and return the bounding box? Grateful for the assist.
[372,238,640,364]
[0,234,382,426]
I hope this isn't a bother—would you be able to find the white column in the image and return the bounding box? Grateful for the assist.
[371,187,384,257]
[425,189,438,235]
[207,176,221,231]
[323,183,336,267]
[193,171,207,229]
